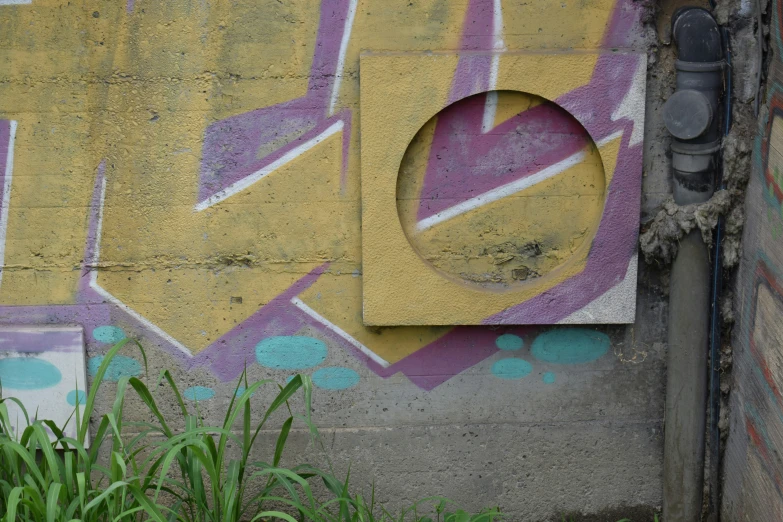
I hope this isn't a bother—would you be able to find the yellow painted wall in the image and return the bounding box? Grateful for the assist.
[0,0,640,372]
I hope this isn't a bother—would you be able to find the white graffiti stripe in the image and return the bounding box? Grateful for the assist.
[610,55,647,147]
[596,130,624,148]
[0,121,17,290]
[194,120,344,212]
[0,0,32,4]
[492,0,505,50]
[415,130,624,233]
[328,0,359,117]
[481,0,506,134]
[558,252,638,324]
[482,85,500,135]
[89,174,106,268]
[89,172,193,356]
[416,148,587,232]
[291,296,390,368]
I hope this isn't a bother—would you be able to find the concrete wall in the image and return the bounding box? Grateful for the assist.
[0,1,667,519]
[722,0,783,519]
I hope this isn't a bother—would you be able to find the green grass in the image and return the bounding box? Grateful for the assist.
[0,339,501,522]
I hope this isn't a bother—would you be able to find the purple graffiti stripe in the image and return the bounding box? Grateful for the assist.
[78,159,105,296]
[200,110,351,202]
[416,95,590,222]
[0,327,83,353]
[419,0,645,325]
[58,0,645,390]
[448,0,495,103]
[0,305,112,353]
[602,0,646,49]
[190,265,327,381]
[487,53,643,323]
[487,134,641,323]
[0,120,10,186]
[197,0,353,202]
[77,164,324,376]
[382,326,534,390]
[0,163,111,356]
[458,0,495,51]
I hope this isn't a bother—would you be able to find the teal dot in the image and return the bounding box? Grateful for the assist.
[255,336,327,370]
[542,372,556,384]
[66,389,86,406]
[495,334,523,351]
[491,359,532,380]
[235,386,255,398]
[0,358,62,390]
[312,367,360,390]
[531,328,610,365]
[92,326,126,344]
[87,355,142,381]
[184,386,215,401]
[285,375,296,384]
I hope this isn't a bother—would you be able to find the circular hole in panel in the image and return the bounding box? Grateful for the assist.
[396,90,606,291]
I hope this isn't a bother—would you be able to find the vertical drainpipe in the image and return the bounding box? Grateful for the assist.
[661,7,724,522]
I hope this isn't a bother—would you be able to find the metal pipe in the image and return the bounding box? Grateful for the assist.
[662,7,724,521]
[664,230,711,522]
[664,8,724,206]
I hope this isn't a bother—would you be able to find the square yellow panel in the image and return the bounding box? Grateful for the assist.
[360,51,645,325]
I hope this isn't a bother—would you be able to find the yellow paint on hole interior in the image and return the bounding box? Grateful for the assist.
[400,144,605,288]
[396,117,438,221]
[598,132,622,188]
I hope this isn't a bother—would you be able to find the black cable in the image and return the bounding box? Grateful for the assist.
[707,24,732,521]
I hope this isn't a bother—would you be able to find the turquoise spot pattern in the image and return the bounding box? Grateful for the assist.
[0,358,62,390]
[312,367,360,390]
[235,386,257,398]
[67,389,86,406]
[255,336,328,370]
[491,359,533,380]
[531,328,609,365]
[184,386,215,401]
[495,334,523,351]
[87,355,142,381]
[92,326,127,344]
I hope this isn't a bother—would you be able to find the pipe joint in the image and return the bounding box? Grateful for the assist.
[663,7,724,205]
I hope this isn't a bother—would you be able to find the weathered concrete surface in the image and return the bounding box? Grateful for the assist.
[0,0,681,519]
[722,0,783,518]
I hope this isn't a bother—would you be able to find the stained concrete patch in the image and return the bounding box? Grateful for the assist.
[552,504,659,521]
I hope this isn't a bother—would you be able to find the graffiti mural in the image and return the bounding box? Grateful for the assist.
[0,0,646,391]
[361,48,644,325]
[0,326,88,443]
